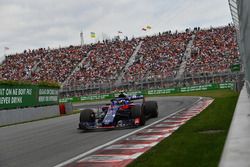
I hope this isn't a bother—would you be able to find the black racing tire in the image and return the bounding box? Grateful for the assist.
[80,109,95,122]
[143,101,158,118]
[131,105,145,126]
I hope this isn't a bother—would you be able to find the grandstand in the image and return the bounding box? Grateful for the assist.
[0,25,242,97]
[123,31,192,83]
[185,25,239,77]
[66,38,139,86]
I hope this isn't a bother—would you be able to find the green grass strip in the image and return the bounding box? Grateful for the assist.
[128,89,239,167]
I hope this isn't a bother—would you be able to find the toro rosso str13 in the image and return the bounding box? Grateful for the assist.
[78,94,158,130]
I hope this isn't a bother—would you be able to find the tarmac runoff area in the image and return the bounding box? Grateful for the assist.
[0,96,212,167]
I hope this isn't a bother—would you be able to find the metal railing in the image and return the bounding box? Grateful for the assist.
[59,72,244,98]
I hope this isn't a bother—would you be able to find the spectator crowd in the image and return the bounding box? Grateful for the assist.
[66,38,139,87]
[0,45,91,83]
[185,25,239,76]
[123,31,192,83]
[0,25,240,93]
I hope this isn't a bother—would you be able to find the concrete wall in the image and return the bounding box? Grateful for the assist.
[238,0,250,95]
[0,105,60,126]
[219,83,250,167]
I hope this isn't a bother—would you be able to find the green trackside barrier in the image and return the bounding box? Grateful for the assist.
[179,83,218,93]
[147,87,177,95]
[59,97,79,103]
[219,82,235,89]
[59,82,235,103]
[0,85,59,110]
[80,94,113,101]
[59,94,113,103]
[147,83,234,95]
[37,87,59,106]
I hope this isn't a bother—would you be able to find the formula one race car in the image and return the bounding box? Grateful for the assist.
[78,93,158,130]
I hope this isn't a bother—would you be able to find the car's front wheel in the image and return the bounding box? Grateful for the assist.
[80,109,95,122]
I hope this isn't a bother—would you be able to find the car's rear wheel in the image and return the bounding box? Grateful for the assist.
[131,105,145,126]
[143,101,158,118]
[80,109,95,122]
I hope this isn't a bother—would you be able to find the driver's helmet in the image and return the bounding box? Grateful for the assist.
[118,92,127,98]
[118,99,125,105]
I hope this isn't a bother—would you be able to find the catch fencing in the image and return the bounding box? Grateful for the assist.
[59,82,235,103]
[59,72,244,101]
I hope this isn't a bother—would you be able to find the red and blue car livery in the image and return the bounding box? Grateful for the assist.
[78,94,158,130]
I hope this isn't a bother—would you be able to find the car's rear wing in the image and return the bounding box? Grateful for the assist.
[127,94,144,100]
[113,94,144,101]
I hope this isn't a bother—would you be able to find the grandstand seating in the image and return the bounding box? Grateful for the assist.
[0,46,91,83]
[0,25,240,91]
[66,39,139,87]
[122,32,192,83]
[31,45,91,83]
[185,25,239,76]
[0,48,48,81]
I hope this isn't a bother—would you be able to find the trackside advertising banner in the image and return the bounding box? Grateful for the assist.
[59,82,234,103]
[38,87,59,106]
[0,85,59,110]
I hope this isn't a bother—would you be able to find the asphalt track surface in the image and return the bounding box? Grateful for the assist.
[0,96,199,167]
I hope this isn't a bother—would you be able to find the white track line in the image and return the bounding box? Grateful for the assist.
[78,152,143,162]
[104,143,158,150]
[125,135,166,141]
[54,97,202,167]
